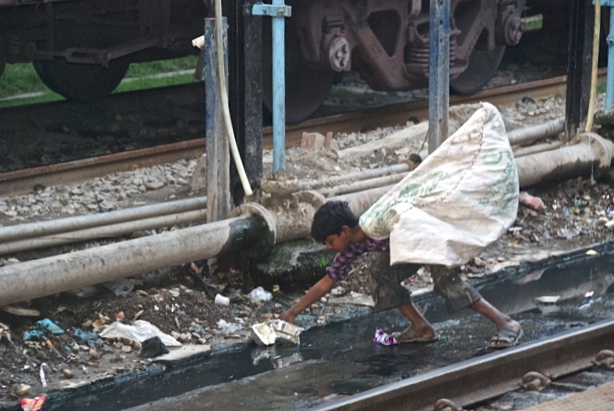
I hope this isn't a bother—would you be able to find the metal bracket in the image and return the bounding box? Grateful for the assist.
[434,398,462,411]
[593,349,614,369]
[251,3,292,18]
[521,371,551,391]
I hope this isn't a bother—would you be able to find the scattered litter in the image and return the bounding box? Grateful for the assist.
[251,320,303,346]
[73,329,104,348]
[534,296,561,304]
[216,319,242,334]
[373,328,399,346]
[39,363,50,388]
[579,291,595,310]
[272,352,304,369]
[102,279,134,297]
[519,191,546,210]
[535,295,561,315]
[0,306,40,317]
[139,336,169,358]
[214,294,230,306]
[99,320,181,347]
[25,319,64,340]
[0,322,12,343]
[248,286,273,302]
[20,395,45,411]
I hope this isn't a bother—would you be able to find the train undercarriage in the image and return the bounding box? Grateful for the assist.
[0,0,535,123]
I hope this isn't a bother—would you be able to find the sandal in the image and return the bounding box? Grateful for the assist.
[488,327,523,349]
[392,327,439,344]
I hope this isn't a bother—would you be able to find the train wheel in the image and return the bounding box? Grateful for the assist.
[450,45,506,95]
[262,23,334,124]
[33,58,129,102]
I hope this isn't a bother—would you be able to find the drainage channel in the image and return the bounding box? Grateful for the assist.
[42,251,614,411]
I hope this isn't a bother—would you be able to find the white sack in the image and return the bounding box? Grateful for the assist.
[359,102,519,267]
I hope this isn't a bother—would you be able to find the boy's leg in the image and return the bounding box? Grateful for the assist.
[370,250,437,342]
[470,298,523,349]
[396,303,438,342]
[430,265,522,348]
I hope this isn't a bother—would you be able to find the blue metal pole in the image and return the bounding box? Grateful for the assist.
[272,0,286,175]
[252,1,291,176]
[427,0,450,153]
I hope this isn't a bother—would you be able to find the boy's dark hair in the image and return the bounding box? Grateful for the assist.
[311,201,359,243]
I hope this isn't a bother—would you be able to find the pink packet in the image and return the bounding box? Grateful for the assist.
[374,328,399,346]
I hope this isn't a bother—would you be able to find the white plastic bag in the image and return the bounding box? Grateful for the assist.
[359,102,519,266]
[99,320,181,347]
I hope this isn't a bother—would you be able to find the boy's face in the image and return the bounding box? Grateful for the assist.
[323,226,352,252]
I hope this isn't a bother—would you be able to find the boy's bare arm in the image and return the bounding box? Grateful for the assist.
[279,275,336,324]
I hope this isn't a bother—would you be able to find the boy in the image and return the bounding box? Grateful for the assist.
[279,200,523,349]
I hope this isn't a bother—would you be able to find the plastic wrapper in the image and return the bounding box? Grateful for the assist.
[251,320,303,346]
[373,328,399,346]
[20,396,46,411]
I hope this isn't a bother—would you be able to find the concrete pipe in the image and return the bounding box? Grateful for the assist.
[0,205,275,306]
[515,132,613,187]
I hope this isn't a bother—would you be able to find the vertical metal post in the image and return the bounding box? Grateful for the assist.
[272,0,287,176]
[427,0,450,154]
[603,0,614,112]
[251,2,292,176]
[565,0,593,141]
[228,1,263,205]
[204,18,231,223]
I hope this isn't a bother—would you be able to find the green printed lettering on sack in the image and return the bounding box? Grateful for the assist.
[478,152,518,214]
[482,149,503,165]
[360,170,449,237]
[397,171,448,200]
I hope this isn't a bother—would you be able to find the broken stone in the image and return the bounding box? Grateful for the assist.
[15,384,31,396]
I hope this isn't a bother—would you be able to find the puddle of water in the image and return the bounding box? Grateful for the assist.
[45,251,614,411]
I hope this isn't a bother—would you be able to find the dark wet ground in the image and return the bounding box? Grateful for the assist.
[41,252,614,411]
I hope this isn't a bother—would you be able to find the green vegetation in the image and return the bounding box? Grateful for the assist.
[0,56,200,108]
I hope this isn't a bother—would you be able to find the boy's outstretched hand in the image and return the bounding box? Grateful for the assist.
[279,311,296,324]
[277,275,336,326]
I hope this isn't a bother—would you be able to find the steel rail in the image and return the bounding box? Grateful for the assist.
[315,319,614,411]
[0,72,604,197]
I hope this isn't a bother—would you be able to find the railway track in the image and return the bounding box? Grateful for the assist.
[0,72,595,198]
[316,319,614,411]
